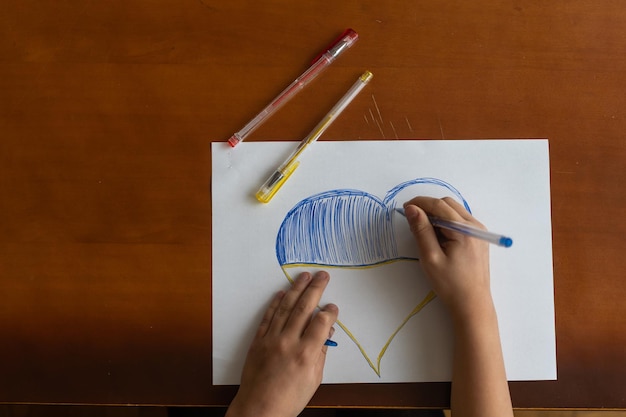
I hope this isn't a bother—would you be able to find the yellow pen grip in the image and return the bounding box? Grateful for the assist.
[255,161,300,203]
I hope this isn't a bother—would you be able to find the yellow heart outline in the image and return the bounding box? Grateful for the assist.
[281,260,437,377]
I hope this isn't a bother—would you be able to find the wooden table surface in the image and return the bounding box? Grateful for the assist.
[1,0,625,409]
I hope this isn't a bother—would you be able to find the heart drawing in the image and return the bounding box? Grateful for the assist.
[275,178,470,376]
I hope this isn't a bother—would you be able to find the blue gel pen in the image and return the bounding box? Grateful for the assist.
[324,339,338,347]
[395,208,513,248]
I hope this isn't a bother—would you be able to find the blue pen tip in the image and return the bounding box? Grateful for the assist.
[324,339,338,347]
[500,237,513,248]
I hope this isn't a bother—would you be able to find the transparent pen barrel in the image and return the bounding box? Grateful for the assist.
[235,56,332,140]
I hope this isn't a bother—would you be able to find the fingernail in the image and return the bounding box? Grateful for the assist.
[314,270,330,281]
[324,303,339,314]
[297,272,311,282]
[404,204,420,220]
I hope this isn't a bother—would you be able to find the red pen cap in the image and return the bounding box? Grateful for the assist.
[311,28,359,64]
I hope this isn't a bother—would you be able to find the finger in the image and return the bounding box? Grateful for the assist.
[403,204,444,264]
[284,271,331,335]
[254,290,284,339]
[268,272,312,335]
[441,197,477,224]
[328,326,336,340]
[320,326,336,358]
[405,196,465,222]
[302,303,339,349]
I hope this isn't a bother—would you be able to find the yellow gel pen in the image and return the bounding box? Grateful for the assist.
[256,71,373,203]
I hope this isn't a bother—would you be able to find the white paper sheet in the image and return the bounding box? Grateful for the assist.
[212,140,556,385]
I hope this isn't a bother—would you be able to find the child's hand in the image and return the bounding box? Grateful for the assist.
[403,196,492,323]
[226,271,338,417]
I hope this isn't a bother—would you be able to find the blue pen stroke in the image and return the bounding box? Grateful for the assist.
[276,190,397,266]
[276,177,469,267]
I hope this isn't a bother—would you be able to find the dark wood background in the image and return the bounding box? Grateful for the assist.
[1,0,624,408]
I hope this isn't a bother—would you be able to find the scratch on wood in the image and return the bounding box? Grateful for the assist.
[438,117,445,140]
[368,108,375,122]
[371,94,383,125]
[390,121,398,139]
[374,117,386,138]
[364,114,370,125]
[405,117,414,132]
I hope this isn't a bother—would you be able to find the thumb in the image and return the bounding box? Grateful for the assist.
[404,204,443,263]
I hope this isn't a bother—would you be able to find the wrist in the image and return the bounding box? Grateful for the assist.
[226,395,267,417]
[226,393,294,417]
[449,292,497,329]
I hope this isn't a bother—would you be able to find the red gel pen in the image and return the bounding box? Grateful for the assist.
[227,29,359,147]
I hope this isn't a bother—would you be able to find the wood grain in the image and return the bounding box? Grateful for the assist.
[1,0,625,408]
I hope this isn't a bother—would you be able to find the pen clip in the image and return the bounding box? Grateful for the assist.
[311,28,358,64]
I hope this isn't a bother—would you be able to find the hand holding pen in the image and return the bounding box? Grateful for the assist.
[402,196,514,416]
[396,207,513,248]
[401,196,496,319]
[227,198,513,417]
[225,271,338,417]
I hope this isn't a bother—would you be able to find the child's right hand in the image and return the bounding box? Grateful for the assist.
[403,196,493,324]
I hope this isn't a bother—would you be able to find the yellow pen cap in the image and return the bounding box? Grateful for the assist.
[255,160,300,203]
